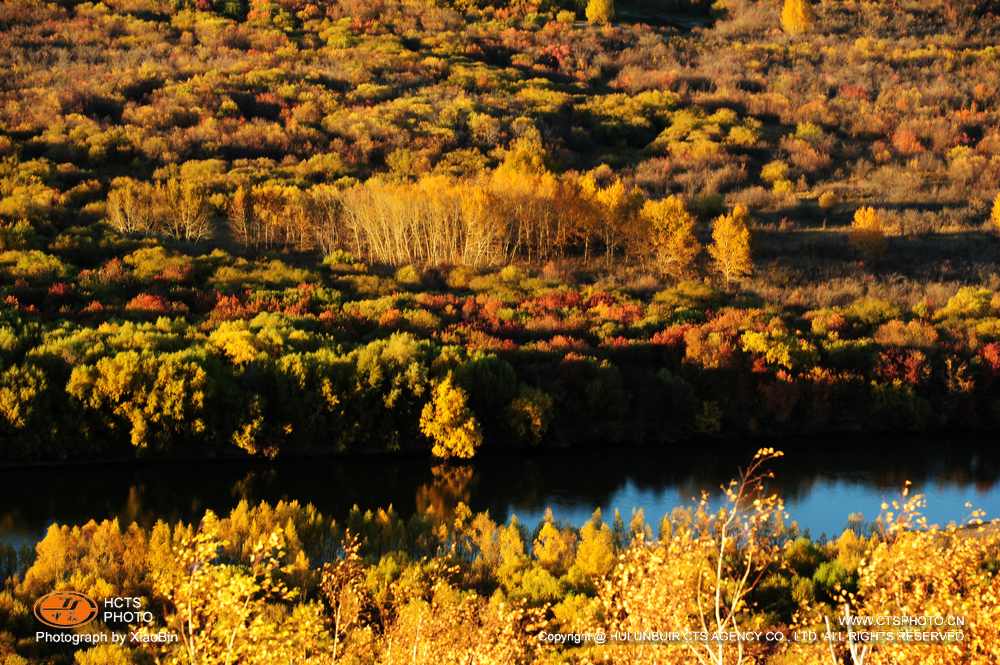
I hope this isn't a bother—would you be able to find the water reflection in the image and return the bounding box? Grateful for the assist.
[2,441,999,547]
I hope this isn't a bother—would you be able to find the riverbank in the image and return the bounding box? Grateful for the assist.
[3,449,999,665]
[5,268,1000,465]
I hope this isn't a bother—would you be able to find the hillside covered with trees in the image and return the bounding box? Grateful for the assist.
[2,0,1000,462]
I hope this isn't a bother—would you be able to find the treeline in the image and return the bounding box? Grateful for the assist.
[2,453,998,664]
[4,278,1000,463]
[104,138,747,278]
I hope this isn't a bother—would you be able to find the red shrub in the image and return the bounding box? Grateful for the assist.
[523,290,582,314]
[157,263,193,283]
[839,84,869,101]
[651,324,691,348]
[876,349,930,386]
[981,343,1000,375]
[126,293,187,315]
[541,335,588,351]
[47,282,72,298]
[378,308,403,327]
[211,293,254,321]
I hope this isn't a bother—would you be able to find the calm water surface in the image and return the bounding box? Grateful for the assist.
[2,441,999,548]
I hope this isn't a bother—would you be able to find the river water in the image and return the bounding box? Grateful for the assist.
[2,441,999,549]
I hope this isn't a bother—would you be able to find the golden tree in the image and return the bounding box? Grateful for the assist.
[533,509,577,576]
[849,206,888,261]
[320,533,370,662]
[420,375,483,459]
[162,178,211,242]
[67,351,208,449]
[991,192,1000,232]
[153,515,332,665]
[227,184,256,248]
[0,363,46,430]
[781,0,817,35]
[568,509,615,589]
[708,204,753,287]
[787,483,1000,665]
[640,195,702,278]
[599,449,785,665]
[585,0,614,24]
[579,171,642,265]
[106,180,155,235]
[850,485,1000,665]
[377,584,545,665]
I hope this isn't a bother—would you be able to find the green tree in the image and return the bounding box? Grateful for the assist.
[507,385,554,445]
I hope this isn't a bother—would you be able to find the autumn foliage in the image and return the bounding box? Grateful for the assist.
[641,195,702,278]
[708,204,753,286]
[585,0,614,25]
[781,0,818,35]
[2,452,998,664]
[0,0,999,461]
[850,206,889,261]
[420,374,484,459]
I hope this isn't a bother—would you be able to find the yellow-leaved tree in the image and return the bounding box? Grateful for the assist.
[599,449,785,665]
[585,0,614,25]
[850,485,1000,665]
[991,192,1000,232]
[568,509,616,589]
[640,195,702,278]
[579,170,642,265]
[420,374,483,459]
[781,0,817,35]
[154,516,332,664]
[533,508,577,576]
[708,204,753,287]
[849,206,888,261]
[67,351,207,449]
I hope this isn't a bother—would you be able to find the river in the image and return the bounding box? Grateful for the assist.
[2,441,999,549]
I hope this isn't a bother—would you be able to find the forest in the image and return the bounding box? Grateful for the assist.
[2,0,1000,461]
[2,0,1000,663]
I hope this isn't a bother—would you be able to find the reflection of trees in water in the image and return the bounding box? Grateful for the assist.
[425,443,1000,521]
[415,465,475,521]
[0,441,998,543]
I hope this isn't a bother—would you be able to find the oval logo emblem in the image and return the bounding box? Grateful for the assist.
[33,591,99,629]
